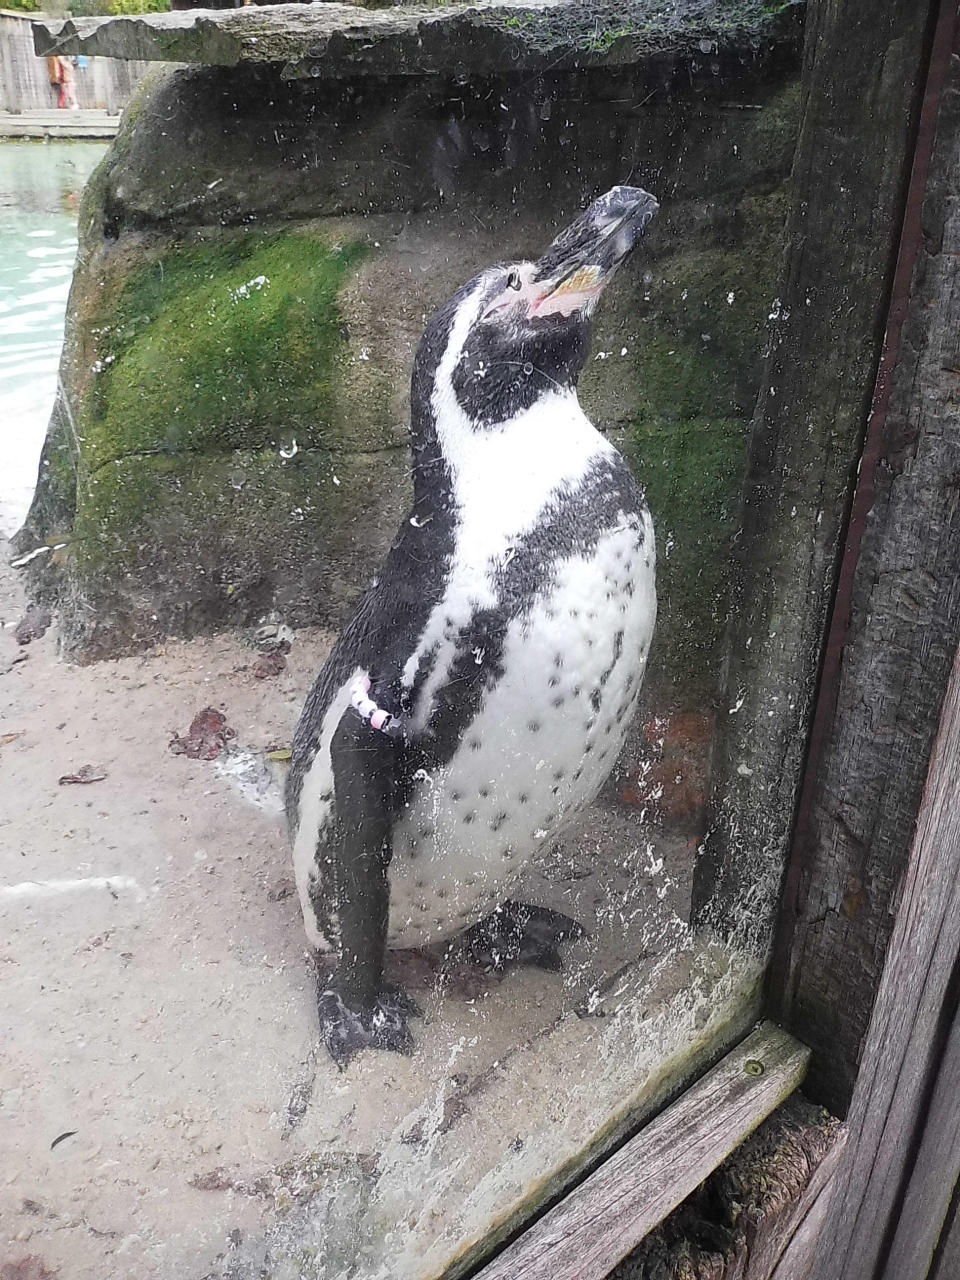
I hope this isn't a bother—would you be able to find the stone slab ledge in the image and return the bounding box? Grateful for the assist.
[31,0,803,80]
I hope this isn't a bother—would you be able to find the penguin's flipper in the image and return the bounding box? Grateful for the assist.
[321,703,420,1067]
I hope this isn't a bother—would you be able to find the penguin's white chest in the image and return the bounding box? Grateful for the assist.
[387,508,656,947]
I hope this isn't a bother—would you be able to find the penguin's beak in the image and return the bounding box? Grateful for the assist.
[530,186,658,318]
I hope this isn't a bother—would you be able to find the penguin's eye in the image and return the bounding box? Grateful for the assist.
[506,270,522,291]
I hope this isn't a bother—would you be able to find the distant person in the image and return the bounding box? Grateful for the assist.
[46,55,62,107]
[58,56,79,111]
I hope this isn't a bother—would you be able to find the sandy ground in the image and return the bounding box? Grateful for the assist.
[0,546,761,1280]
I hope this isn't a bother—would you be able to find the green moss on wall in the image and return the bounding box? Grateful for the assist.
[629,183,788,689]
[82,232,367,472]
[66,446,408,650]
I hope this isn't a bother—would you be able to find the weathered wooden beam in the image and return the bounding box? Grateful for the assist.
[690,0,940,1044]
[796,640,960,1280]
[768,1133,847,1280]
[473,1024,810,1280]
[930,1190,960,1280]
[767,0,960,1114]
[607,1094,843,1280]
[881,1005,960,1280]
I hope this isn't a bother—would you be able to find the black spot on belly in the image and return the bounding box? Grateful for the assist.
[528,720,542,733]
[463,811,476,825]
[479,786,490,798]
[518,792,529,804]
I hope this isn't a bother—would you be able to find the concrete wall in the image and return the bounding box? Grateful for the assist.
[0,10,148,112]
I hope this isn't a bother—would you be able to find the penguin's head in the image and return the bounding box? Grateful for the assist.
[417,186,658,435]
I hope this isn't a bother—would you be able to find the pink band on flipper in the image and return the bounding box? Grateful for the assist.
[350,674,398,738]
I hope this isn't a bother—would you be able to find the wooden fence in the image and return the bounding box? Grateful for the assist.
[0,9,147,112]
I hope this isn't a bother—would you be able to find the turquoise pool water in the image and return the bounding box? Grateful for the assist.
[0,140,107,537]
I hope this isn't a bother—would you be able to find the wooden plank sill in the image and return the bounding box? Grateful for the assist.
[474,1022,811,1280]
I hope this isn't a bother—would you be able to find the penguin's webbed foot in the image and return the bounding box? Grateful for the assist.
[317,986,422,1068]
[461,900,586,973]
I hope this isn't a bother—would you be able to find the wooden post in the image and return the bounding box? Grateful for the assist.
[881,1008,960,1279]
[791,640,960,1279]
[929,1199,960,1280]
[691,0,940,1010]
[767,0,960,1112]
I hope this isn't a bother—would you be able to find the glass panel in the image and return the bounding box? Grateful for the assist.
[2,6,811,1278]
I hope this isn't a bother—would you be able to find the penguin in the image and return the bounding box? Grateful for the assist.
[286,186,659,1064]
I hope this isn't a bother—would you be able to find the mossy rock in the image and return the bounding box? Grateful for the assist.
[17,59,799,662]
[81,232,372,469]
[59,448,409,659]
[624,173,793,690]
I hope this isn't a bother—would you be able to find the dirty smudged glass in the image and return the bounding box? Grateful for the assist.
[1,5,808,1279]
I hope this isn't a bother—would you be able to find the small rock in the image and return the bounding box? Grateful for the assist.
[58,765,107,786]
[13,606,52,646]
[252,620,294,654]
